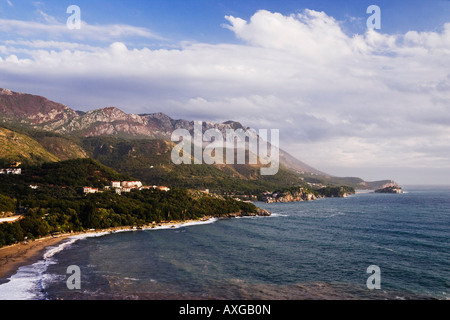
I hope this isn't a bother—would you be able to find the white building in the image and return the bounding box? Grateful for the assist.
[121,181,143,188]
[83,187,99,194]
[122,187,132,193]
[111,181,121,188]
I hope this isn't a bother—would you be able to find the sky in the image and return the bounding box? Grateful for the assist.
[0,0,449,185]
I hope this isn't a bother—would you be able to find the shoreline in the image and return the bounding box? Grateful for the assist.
[0,234,72,282]
[0,208,272,287]
[0,216,217,284]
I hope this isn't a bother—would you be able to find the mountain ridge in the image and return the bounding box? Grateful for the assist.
[0,87,323,175]
[0,87,398,190]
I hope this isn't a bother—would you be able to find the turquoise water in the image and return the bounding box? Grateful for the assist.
[4,186,450,300]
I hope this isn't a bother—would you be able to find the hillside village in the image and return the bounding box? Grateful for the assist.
[83,181,171,195]
[0,161,173,196]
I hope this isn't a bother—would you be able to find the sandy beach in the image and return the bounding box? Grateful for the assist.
[0,235,72,282]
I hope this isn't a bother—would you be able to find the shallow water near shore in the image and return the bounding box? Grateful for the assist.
[1,186,449,300]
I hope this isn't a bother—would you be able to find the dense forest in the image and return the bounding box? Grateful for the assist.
[0,186,257,247]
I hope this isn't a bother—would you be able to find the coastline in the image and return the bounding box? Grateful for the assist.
[0,207,271,290]
[0,234,72,282]
[0,216,217,284]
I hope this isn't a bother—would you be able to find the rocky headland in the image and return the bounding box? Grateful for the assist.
[227,208,272,218]
[261,186,355,204]
[375,185,403,194]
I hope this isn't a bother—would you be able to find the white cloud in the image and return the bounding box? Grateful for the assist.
[0,9,449,183]
[0,18,164,42]
[3,40,98,51]
[224,9,354,63]
[36,9,58,24]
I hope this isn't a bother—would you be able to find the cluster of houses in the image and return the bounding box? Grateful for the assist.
[0,161,22,175]
[0,168,22,175]
[83,181,171,195]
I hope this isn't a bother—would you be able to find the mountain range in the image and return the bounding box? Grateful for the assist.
[0,88,397,192]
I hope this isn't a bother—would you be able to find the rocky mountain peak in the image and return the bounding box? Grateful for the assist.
[222,120,247,131]
[0,88,77,125]
[84,107,130,121]
[0,88,15,96]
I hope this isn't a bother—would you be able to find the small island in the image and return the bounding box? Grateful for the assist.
[375,185,403,194]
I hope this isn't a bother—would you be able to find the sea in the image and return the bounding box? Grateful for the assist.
[0,185,449,300]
